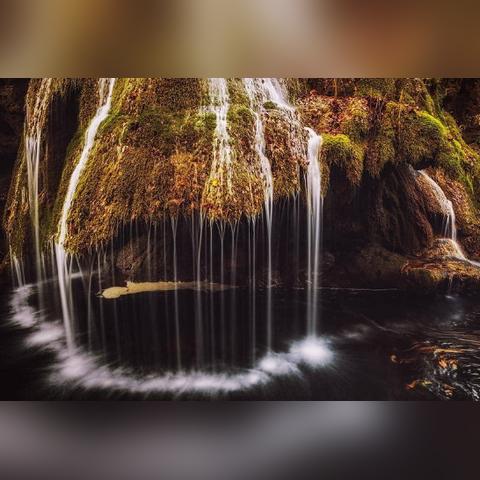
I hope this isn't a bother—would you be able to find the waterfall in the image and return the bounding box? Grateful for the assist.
[243,78,274,252]
[247,78,305,162]
[418,171,457,240]
[305,128,323,336]
[418,170,465,259]
[417,169,480,267]
[206,78,234,194]
[7,78,338,390]
[241,79,322,346]
[243,78,275,348]
[57,78,116,246]
[247,78,294,112]
[10,250,25,287]
[55,78,116,350]
[25,78,53,284]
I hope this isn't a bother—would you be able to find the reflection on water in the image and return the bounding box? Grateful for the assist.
[4,276,480,399]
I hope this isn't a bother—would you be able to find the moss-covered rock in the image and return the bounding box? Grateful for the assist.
[402,239,480,294]
[321,134,364,186]
[263,108,306,199]
[4,78,83,255]
[299,83,480,217]
[5,76,480,279]
[57,79,215,251]
[56,78,289,250]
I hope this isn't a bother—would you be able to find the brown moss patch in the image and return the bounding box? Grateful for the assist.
[263,109,306,199]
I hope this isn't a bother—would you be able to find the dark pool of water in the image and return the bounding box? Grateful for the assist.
[1,274,480,400]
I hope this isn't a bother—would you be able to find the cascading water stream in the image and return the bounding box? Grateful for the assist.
[243,78,274,263]
[243,78,275,349]
[241,78,308,349]
[305,128,323,336]
[196,79,237,365]
[55,78,116,350]
[57,78,116,247]
[242,79,321,341]
[418,170,465,259]
[206,78,234,194]
[418,169,480,267]
[24,78,54,286]
[241,79,321,347]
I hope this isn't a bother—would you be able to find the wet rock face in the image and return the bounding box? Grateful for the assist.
[365,164,436,254]
[2,79,84,257]
[0,80,28,166]
[322,163,441,256]
[402,238,480,295]
[441,79,480,148]
[427,168,480,259]
[320,159,480,294]
[0,79,28,260]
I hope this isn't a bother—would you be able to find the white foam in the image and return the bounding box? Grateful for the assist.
[289,336,333,367]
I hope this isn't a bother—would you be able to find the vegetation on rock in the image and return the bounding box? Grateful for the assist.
[3,78,480,295]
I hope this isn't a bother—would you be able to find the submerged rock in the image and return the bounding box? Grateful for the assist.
[101,280,232,299]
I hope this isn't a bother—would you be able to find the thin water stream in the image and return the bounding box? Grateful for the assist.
[55,78,116,350]
[417,169,480,266]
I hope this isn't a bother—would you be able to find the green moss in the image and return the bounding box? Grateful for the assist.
[197,111,216,134]
[355,79,397,100]
[301,82,480,206]
[395,79,436,113]
[366,102,458,174]
[397,109,447,165]
[341,100,370,141]
[321,133,364,185]
[227,79,250,107]
[227,105,255,141]
[263,101,277,110]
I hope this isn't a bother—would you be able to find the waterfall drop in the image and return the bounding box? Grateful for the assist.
[55,78,116,350]
[243,78,275,349]
[242,78,308,349]
[305,128,323,336]
[57,78,116,247]
[25,78,54,284]
[206,78,234,195]
[418,170,465,259]
[417,169,480,267]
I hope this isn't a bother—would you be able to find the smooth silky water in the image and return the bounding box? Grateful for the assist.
[4,272,480,399]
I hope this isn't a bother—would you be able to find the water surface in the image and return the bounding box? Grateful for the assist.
[2,274,480,400]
